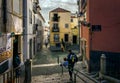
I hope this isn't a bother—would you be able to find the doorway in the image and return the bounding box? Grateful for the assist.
[13,35,18,56]
[73,35,77,44]
[64,34,69,42]
[29,39,32,59]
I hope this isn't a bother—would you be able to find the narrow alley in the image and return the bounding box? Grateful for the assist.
[0,0,120,83]
[31,45,100,83]
[32,45,80,83]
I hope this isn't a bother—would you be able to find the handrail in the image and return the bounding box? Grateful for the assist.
[74,68,100,83]
[0,66,21,83]
[61,65,100,83]
[0,66,21,76]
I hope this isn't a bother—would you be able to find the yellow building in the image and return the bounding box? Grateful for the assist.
[49,7,71,50]
[71,13,79,44]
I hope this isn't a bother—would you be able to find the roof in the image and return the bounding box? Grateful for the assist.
[71,13,77,18]
[50,7,70,12]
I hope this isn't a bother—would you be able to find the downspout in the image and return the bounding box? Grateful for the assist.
[23,0,28,61]
[2,0,7,32]
[77,0,81,53]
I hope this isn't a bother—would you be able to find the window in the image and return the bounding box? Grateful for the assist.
[53,13,59,21]
[29,10,32,24]
[53,23,58,28]
[13,0,22,15]
[71,19,73,22]
[37,19,42,26]
[33,15,35,24]
[29,39,32,59]
[64,34,69,42]
[52,23,59,32]
[54,34,59,42]
[54,13,58,17]
[65,24,69,28]
[33,37,35,55]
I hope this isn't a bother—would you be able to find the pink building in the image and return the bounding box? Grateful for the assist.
[79,0,120,79]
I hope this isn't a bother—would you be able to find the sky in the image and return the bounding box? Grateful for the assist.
[39,0,78,26]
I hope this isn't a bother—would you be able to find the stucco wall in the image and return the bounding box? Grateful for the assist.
[89,0,120,53]
[50,11,71,45]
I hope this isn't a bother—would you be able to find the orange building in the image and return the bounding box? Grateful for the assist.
[79,0,120,79]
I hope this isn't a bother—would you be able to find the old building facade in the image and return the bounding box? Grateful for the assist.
[0,0,45,82]
[71,13,79,45]
[49,7,71,50]
[36,11,45,51]
[0,0,23,82]
[78,0,120,79]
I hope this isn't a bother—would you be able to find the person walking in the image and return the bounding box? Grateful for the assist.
[45,39,48,48]
[13,52,21,77]
[61,39,65,52]
[67,50,78,81]
[60,57,68,68]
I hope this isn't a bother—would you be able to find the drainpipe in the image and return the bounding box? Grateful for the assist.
[23,0,28,61]
[23,0,32,83]
[77,0,81,53]
[2,0,7,32]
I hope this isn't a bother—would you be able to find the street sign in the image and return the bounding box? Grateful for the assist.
[92,25,101,31]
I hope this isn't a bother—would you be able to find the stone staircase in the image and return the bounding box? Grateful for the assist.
[32,62,100,83]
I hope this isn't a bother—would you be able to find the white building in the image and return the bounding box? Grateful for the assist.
[36,11,45,51]
[43,26,50,43]
[23,0,41,59]
[0,0,23,82]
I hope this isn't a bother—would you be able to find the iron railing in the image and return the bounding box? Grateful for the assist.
[61,65,100,83]
[0,67,21,83]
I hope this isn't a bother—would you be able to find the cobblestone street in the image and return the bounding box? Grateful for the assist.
[31,45,106,83]
[32,45,71,65]
[31,45,81,83]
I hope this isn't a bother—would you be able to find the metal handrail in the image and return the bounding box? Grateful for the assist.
[61,65,100,83]
[74,68,100,83]
[0,66,21,83]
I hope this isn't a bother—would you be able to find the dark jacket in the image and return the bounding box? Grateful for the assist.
[67,52,78,65]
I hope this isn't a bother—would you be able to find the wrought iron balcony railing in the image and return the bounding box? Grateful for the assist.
[52,27,59,32]
[52,16,60,22]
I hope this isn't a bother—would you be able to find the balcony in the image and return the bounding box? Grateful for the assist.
[52,16,60,22]
[33,24,38,34]
[33,2,37,14]
[52,27,59,32]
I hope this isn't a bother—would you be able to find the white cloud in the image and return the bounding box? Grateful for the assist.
[39,0,78,26]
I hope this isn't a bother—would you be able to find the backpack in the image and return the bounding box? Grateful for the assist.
[69,53,78,63]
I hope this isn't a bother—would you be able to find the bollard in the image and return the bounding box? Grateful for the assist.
[61,66,63,75]
[24,59,32,83]
[57,56,59,64]
[100,54,106,75]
